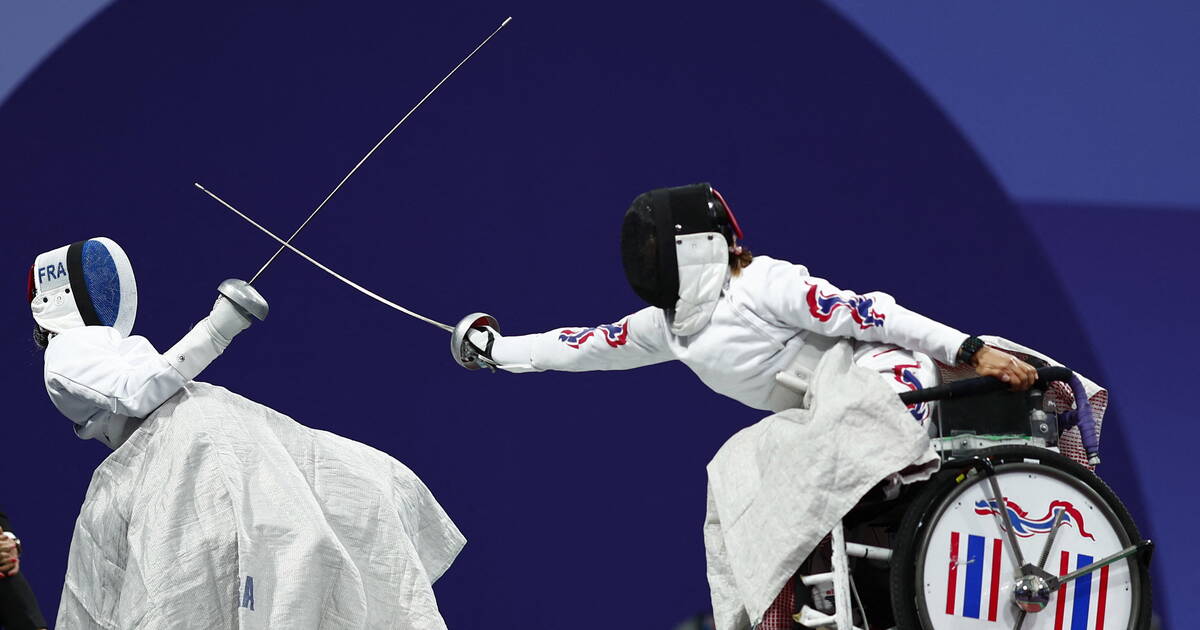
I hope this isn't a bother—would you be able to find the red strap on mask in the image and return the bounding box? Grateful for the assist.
[710,187,744,241]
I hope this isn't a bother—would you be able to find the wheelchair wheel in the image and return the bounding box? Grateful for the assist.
[890,445,1151,629]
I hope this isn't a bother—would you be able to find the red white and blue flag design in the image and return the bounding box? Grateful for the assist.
[557,320,630,349]
[943,531,1112,628]
[804,283,886,329]
[891,361,928,422]
[944,531,1008,623]
[974,499,1095,540]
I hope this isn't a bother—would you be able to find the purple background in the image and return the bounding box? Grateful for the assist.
[1,2,1194,628]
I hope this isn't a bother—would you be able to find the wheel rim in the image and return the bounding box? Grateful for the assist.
[913,461,1143,629]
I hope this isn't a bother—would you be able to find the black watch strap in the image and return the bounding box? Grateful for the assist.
[957,335,985,365]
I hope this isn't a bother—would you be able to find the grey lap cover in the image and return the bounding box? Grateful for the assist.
[704,341,938,629]
[57,382,465,630]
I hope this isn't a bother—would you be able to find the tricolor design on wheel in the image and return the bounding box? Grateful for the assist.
[944,532,1111,628]
[974,499,1095,540]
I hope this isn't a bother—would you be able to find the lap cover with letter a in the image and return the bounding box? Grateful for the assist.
[57,382,465,630]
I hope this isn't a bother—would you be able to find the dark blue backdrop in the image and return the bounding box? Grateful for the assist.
[0,1,1177,627]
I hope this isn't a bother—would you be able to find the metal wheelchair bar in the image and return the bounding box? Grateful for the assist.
[897,366,1073,405]
[846,542,892,561]
[799,543,894,589]
[897,365,1101,464]
[793,606,866,630]
[1048,540,1154,590]
[800,571,834,587]
[831,520,853,630]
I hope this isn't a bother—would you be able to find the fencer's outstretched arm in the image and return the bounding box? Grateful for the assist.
[466,306,673,373]
[43,279,267,448]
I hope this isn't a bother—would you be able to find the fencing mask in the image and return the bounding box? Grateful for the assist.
[620,183,744,312]
[29,237,137,337]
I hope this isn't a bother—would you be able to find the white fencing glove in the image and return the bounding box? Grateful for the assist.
[465,324,537,372]
[166,279,268,380]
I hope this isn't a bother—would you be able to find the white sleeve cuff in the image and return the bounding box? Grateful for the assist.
[164,318,228,381]
[491,334,541,373]
[941,331,971,366]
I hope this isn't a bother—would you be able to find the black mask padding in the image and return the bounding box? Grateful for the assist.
[665,183,722,237]
[66,240,102,327]
[621,183,732,309]
[622,191,679,308]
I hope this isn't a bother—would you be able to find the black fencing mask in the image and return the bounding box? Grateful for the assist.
[620,183,742,309]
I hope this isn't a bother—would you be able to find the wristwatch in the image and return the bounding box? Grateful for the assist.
[2,531,19,556]
[957,335,985,366]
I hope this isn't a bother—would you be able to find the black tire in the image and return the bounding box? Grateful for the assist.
[889,445,1152,630]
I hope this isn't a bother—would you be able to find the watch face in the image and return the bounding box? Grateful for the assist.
[959,336,984,363]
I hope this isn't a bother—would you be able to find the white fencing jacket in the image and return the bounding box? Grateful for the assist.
[42,327,465,628]
[44,326,187,448]
[493,256,969,411]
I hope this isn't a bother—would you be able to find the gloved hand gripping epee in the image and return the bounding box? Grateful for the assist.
[166,279,269,380]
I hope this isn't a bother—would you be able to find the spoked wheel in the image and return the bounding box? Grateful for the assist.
[890,446,1151,629]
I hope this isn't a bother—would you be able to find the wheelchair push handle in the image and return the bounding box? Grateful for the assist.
[898,366,1102,465]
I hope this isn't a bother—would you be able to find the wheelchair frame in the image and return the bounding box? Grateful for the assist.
[789,367,1152,630]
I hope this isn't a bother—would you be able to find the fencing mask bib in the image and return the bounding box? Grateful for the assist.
[620,183,744,335]
[29,237,137,337]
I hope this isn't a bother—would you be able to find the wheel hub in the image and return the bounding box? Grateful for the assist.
[1012,574,1053,613]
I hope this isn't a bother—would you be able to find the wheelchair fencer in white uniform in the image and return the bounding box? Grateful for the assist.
[451,184,1151,629]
